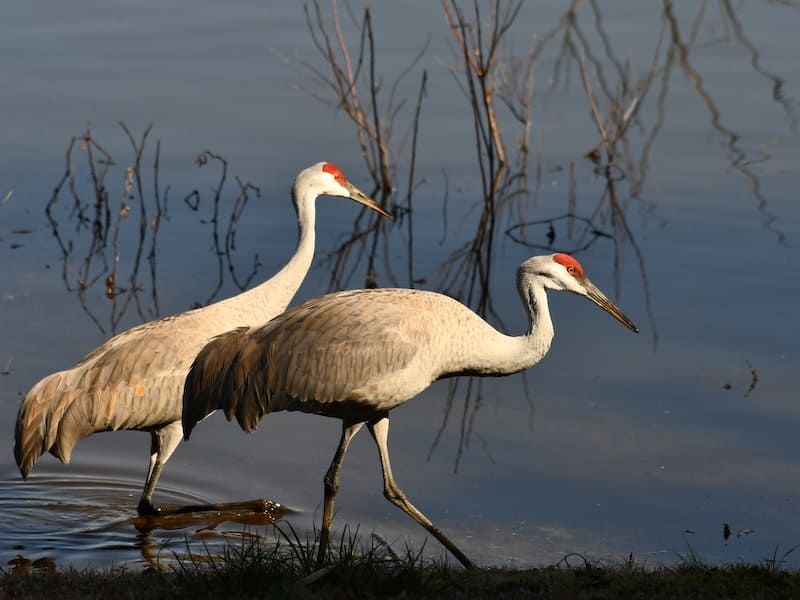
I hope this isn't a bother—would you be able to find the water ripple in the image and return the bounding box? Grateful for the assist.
[1,474,287,572]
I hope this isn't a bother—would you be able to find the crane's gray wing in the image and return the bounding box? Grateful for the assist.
[199,289,434,433]
[14,315,200,476]
[182,326,251,440]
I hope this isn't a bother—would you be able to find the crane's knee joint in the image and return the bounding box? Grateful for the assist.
[383,488,401,504]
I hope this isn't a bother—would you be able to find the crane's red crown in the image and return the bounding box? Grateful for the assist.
[322,162,347,187]
[553,253,585,278]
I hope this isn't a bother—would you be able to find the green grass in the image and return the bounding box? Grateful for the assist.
[3,528,800,599]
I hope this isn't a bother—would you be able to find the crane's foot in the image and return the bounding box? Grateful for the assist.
[173,498,279,515]
[137,498,282,518]
[137,498,161,517]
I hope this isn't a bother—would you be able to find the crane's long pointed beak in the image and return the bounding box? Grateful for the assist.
[584,281,639,333]
[346,182,393,219]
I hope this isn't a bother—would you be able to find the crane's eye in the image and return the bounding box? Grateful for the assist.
[566,266,576,275]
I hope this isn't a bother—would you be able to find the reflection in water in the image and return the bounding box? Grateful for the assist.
[183,150,263,307]
[46,124,163,335]
[284,1,798,469]
[718,0,798,134]
[45,125,263,335]
[44,4,795,338]
[26,0,800,570]
[429,2,542,470]
[310,0,797,468]
[0,474,286,572]
[279,1,433,291]
[662,1,787,245]
[495,0,797,344]
[132,505,285,570]
[542,0,792,248]
[279,1,429,198]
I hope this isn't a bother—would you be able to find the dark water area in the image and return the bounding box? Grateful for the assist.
[1,1,799,571]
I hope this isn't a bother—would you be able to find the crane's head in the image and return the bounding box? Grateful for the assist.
[521,253,639,333]
[293,162,392,218]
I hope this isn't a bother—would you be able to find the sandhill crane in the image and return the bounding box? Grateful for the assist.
[182,253,638,568]
[14,162,390,516]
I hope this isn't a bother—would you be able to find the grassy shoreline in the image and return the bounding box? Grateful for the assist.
[4,532,800,599]
[4,562,800,599]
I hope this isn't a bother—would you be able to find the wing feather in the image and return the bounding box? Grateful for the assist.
[181,326,251,439]
[14,310,213,476]
[182,289,441,433]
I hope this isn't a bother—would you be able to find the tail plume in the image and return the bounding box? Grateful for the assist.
[14,374,81,477]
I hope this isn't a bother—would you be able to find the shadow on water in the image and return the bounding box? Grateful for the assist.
[0,473,286,572]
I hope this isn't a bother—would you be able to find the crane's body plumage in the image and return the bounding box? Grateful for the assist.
[182,253,638,568]
[183,287,553,432]
[18,293,280,466]
[14,162,388,515]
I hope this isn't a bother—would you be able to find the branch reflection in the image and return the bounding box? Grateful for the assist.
[184,151,263,307]
[662,0,787,245]
[131,504,285,571]
[299,1,797,471]
[43,0,798,485]
[45,124,263,335]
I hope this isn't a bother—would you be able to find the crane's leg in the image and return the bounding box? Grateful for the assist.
[367,416,476,570]
[138,422,183,515]
[137,422,275,517]
[318,420,364,566]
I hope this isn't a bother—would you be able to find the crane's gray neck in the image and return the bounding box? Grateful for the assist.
[517,268,554,366]
[224,185,316,319]
[460,269,555,377]
[266,185,316,299]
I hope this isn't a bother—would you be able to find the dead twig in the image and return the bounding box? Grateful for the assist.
[278,0,427,197]
[745,361,759,398]
[1,187,14,207]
